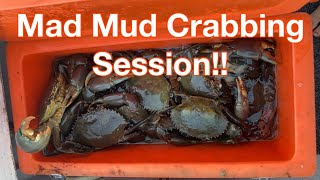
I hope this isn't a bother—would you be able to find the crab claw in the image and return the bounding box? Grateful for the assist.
[235,77,249,121]
[85,70,96,87]
[15,116,52,153]
[260,40,276,64]
[229,39,277,64]
[65,65,88,107]
[86,73,134,93]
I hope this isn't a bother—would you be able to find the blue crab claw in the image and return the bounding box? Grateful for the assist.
[15,116,52,153]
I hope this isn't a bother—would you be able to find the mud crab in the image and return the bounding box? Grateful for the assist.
[86,92,195,146]
[51,93,150,154]
[127,76,247,145]
[138,73,250,143]
[85,72,171,112]
[170,76,250,142]
[15,54,89,153]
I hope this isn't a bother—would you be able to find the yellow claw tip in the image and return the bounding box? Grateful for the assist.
[23,116,36,123]
[35,126,52,141]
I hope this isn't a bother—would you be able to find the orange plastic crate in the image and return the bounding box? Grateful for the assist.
[2,0,316,178]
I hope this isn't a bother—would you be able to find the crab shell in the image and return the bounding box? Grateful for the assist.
[170,97,228,140]
[72,108,127,148]
[126,74,170,111]
[179,74,221,99]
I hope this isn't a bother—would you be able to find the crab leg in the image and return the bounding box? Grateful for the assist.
[47,126,94,155]
[156,128,201,146]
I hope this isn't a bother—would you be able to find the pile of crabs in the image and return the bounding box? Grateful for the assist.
[15,39,277,155]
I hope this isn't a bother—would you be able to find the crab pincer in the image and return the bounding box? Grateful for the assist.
[64,54,90,107]
[234,76,250,121]
[85,71,134,93]
[15,116,52,153]
[228,39,277,64]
